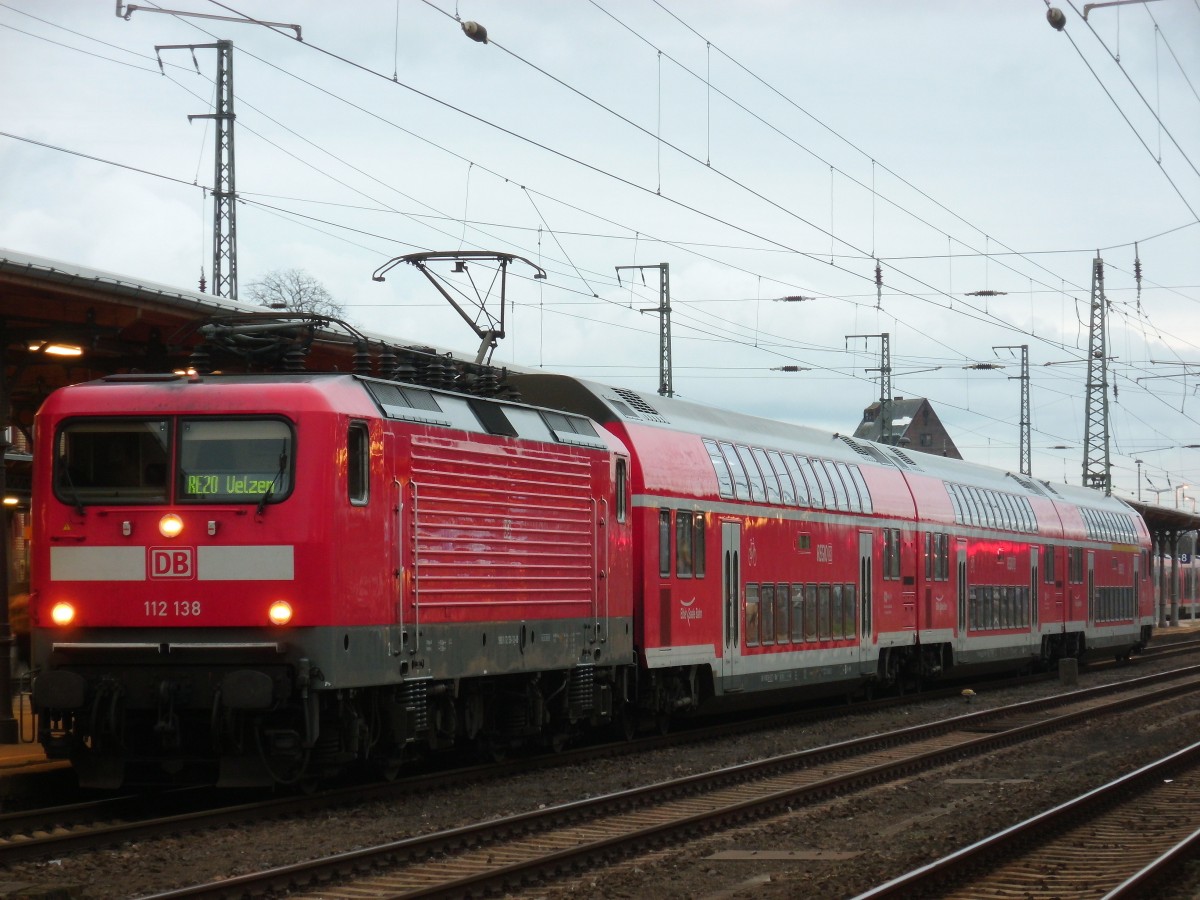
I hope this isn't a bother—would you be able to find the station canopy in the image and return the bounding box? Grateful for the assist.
[0,248,468,433]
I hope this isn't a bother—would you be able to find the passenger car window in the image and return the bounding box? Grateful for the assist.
[767,450,796,505]
[703,439,734,499]
[719,442,750,501]
[735,445,767,502]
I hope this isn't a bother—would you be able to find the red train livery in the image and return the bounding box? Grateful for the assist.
[30,370,1152,787]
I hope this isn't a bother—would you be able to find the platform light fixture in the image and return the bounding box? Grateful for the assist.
[27,341,83,357]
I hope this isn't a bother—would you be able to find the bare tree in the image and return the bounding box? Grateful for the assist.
[245,268,346,319]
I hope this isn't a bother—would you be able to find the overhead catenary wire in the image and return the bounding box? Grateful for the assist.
[1055,1,1200,223]
[2,26,1180,398]
[1068,0,1200,181]
[16,0,1180,367]
[5,1,1197,479]
[2,84,1180,434]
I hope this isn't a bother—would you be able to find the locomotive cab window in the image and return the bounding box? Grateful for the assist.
[348,421,369,505]
[179,418,293,504]
[55,419,170,504]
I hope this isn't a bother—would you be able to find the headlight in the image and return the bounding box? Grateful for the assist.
[268,600,293,626]
[159,514,184,538]
[50,602,76,626]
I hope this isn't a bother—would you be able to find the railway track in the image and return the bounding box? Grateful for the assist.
[0,642,1190,896]
[0,660,1095,849]
[855,739,1200,899]
[0,647,1193,875]
[128,664,1200,899]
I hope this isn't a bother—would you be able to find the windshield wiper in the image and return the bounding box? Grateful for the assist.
[256,444,289,516]
[59,461,85,516]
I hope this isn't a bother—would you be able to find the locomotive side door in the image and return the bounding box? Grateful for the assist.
[384,431,408,654]
[720,522,742,682]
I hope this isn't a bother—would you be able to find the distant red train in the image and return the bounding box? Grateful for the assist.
[30,366,1153,788]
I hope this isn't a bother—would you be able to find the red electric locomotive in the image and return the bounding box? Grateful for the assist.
[31,371,633,787]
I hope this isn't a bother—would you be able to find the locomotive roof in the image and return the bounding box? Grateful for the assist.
[43,370,627,457]
[509,372,1136,517]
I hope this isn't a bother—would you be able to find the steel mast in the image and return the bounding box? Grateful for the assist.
[1082,256,1112,494]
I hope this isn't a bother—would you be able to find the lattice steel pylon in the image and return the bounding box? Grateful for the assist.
[1082,256,1111,494]
[995,344,1031,476]
[848,332,892,444]
[616,263,672,397]
[160,40,239,299]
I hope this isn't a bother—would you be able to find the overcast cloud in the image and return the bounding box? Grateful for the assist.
[2,0,1198,501]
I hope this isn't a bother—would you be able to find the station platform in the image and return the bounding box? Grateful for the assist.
[0,693,49,772]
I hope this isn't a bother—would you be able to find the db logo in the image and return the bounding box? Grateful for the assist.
[149,547,195,579]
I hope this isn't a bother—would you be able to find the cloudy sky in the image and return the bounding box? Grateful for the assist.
[2,0,1198,503]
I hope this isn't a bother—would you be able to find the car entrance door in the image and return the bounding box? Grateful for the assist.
[721,522,742,683]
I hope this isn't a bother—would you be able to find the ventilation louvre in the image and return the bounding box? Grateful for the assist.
[838,435,894,467]
[888,447,923,472]
[1008,472,1051,498]
[609,400,640,420]
[611,388,668,423]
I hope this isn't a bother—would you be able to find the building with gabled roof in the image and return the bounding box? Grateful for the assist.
[853,397,963,459]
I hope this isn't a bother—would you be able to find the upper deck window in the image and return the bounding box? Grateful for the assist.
[55,419,170,504]
[783,454,813,507]
[751,447,781,504]
[178,418,293,504]
[703,439,734,500]
[719,442,750,501]
[766,450,796,505]
[735,445,767,502]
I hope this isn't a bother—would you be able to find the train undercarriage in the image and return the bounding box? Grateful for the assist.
[35,661,631,789]
[873,627,1149,696]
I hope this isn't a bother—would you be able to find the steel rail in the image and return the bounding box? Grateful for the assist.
[854,740,1200,899]
[132,668,1200,899]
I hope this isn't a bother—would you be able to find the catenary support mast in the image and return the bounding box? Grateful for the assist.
[1082,257,1111,494]
[616,263,673,397]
